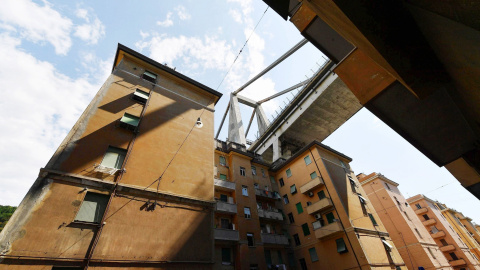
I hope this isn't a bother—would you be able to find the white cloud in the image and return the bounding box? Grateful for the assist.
[228,9,243,23]
[175,5,191,20]
[0,0,73,55]
[0,33,107,205]
[74,8,105,45]
[157,12,174,27]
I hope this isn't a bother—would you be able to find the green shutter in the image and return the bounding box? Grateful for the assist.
[296,202,303,214]
[310,171,317,179]
[220,174,227,180]
[317,190,326,200]
[326,212,335,224]
[101,146,127,169]
[368,213,378,225]
[134,89,149,100]
[120,113,140,127]
[302,223,310,236]
[336,238,348,253]
[75,193,109,223]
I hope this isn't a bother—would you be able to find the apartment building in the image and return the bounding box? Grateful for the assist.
[435,203,480,260]
[270,142,406,270]
[0,44,222,269]
[359,173,452,270]
[408,195,480,270]
[454,213,480,247]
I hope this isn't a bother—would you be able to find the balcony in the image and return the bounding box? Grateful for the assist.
[261,233,289,245]
[431,230,446,239]
[214,228,240,242]
[258,209,283,221]
[214,178,235,191]
[423,218,437,226]
[415,208,428,215]
[255,189,280,200]
[300,177,324,194]
[449,259,466,267]
[440,245,455,252]
[307,198,333,215]
[216,201,237,215]
[314,221,343,239]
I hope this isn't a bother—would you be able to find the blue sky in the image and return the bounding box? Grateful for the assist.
[1,0,479,224]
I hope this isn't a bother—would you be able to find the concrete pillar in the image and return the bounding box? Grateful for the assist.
[228,94,247,145]
[255,105,270,135]
[272,137,282,161]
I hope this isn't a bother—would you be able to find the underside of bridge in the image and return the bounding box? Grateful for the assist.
[263,0,480,199]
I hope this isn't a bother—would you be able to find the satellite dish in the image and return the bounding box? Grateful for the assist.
[195,117,203,128]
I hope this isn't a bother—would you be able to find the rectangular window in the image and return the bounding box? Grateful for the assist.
[278,250,283,264]
[296,202,303,214]
[222,248,231,263]
[326,212,335,224]
[221,218,230,229]
[101,146,127,169]
[279,178,285,187]
[219,174,227,180]
[404,211,411,220]
[142,70,157,83]
[304,155,312,165]
[288,213,295,224]
[415,203,422,209]
[299,258,307,270]
[358,194,367,204]
[427,247,436,259]
[293,234,301,246]
[244,207,251,218]
[449,252,458,260]
[242,185,248,196]
[220,194,228,202]
[240,167,246,176]
[119,112,140,130]
[270,176,275,183]
[74,192,109,223]
[286,168,292,178]
[254,183,259,189]
[368,213,378,226]
[423,214,430,220]
[247,233,255,247]
[302,223,310,236]
[336,238,348,253]
[308,247,319,262]
[283,194,289,204]
[251,166,257,175]
[415,228,423,239]
[290,185,297,194]
[385,182,391,190]
[440,239,448,246]
[350,178,357,193]
[310,171,317,179]
[261,168,266,177]
[265,249,272,266]
[219,156,226,166]
[132,88,149,103]
[317,190,326,200]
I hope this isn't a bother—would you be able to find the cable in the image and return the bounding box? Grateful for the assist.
[215,6,269,91]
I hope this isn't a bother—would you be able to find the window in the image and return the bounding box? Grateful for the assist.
[423,214,430,220]
[74,192,109,223]
[132,88,149,103]
[286,168,292,178]
[240,167,246,176]
[219,174,227,180]
[288,213,295,223]
[368,213,378,226]
[219,156,226,166]
[427,247,436,259]
[358,194,367,204]
[381,237,393,252]
[310,171,317,179]
[222,248,231,263]
[261,168,266,177]
[326,212,335,224]
[340,160,347,169]
[304,155,312,165]
[254,183,259,189]
[431,226,439,234]
[306,202,312,206]
[415,228,423,239]
[220,194,228,202]
[247,233,255,247]
[270,176,275,184]
[290,185,297,194]
[405,202,409,207]
[283,194,289,204]
[278,250,283,264]
[296,202,303,214]
[317,190,326,200]
[349,178,357,193]
[293,234,301,246]
[251,166,257,175]
[336,238,348,253]
[385,182,391,190]
[440,239,448,246]
[299,258,308,270]
[279,178,285,187]
[119,112,140,130]
[220,218,230,229]
[302,223,310,236]
[244,207,251,218]
[449,252,459,261]
[394,196,401,206]
[142,70,157,83]
[415,203,422,209]
[100,146,127,169]
[242,185,248,196]
[404,211,411,220]
[308,247,319,262]
[265,249,272,266]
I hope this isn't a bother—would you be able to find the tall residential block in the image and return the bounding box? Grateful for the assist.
[0,44,222,269]
[359,173,452,270]
[408,195,480,270]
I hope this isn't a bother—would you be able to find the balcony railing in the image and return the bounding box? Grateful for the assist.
[449,259,466,267]
[431,230,446,239]
[255,189,280,200]
[423,218,437,226]
[314,221,343,239]
[261,233,289,245]
[440,245,455,252]
[258,209,283,221]
[214,178,235,191]
[415,208,428,215]
[300,177,324,194]
[216,201,237,214]
[214,228,240,242]
[307,198,333,215]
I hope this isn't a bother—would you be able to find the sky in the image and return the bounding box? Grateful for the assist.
[0,0,479,223]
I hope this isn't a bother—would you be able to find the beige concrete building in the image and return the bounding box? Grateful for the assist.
[360,173,452,270]
[0,44,222,269]
[408,195,480,270]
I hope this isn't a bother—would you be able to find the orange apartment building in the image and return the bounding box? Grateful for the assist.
[454,213,480,247]
[0,44,222,269]
[359,172,452,270]
[407,195,480,270]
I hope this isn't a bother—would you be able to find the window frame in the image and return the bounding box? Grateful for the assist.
[293,233,301,246]
[100,146,127,170]
[219,156,227,166]
[244,207,251,219]
[304,155,312,165]
[240,167,246,176]
[279,178,285,187]
[283,194,289,205]
[142,70,157,83]
[288,213,295,224]
[247,233,255,247]
[301,223,310,236]
[336,238,348,253]
[251,166,257,175]
[308,247,319,262]
[296,202,303,214]
[242,185,248,196]
[74,192,110,224]
[290,184,297,194]
[286,168,292,178]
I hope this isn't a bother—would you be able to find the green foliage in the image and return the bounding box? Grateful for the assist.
[0,205,17,232]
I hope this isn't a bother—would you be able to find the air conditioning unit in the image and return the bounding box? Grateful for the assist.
[314,214,322,220]
[308,191,314,197]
